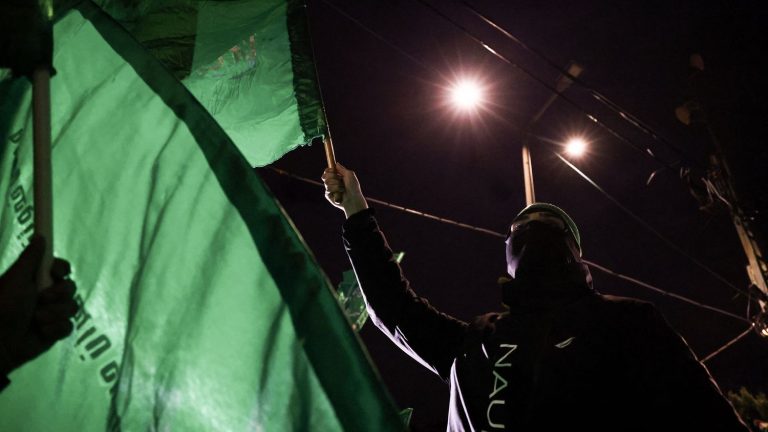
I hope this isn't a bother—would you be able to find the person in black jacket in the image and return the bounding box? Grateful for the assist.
[322,163,748,431]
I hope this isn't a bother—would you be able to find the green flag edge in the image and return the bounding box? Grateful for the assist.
[286,0,327,145]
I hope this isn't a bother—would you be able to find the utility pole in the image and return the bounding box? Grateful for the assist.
[709,142,768,336]
[521,62,583,205]
[676,54,768,336]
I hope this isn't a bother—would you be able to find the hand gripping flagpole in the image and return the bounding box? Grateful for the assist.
[323,135,343,204]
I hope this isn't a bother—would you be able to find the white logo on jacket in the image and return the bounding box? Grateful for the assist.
[485,344,517,429]
[482,337,576,430]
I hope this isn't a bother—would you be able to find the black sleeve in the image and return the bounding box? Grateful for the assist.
[633,303,749,431]
[342,208,468,381]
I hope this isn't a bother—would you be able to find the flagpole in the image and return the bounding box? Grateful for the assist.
[34,0,55,290]
[0,0,54,290]
[305,1,342,204]
[323,136,336,169]
[26,1,55,291]
[33,66,54,290]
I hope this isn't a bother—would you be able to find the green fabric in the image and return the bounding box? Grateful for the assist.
[336,252,403,332]
[399,408,414,427]
[0,3,401,431]
[90,0,326,167]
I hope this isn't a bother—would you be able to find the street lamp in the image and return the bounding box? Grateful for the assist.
[448,78,484,112]
[450,79,483,110]
[565,137,588,157]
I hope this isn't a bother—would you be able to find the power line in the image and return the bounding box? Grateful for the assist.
[553,152,752,300]
[459,1,696,167]
[318,0,438,75]
[267,167,503,237]
[409,0,679,171]
[584,260,748,323]
[701,325,754,363]
[263,166,750,324]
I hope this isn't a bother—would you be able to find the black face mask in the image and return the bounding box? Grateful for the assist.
[505,220,584,283]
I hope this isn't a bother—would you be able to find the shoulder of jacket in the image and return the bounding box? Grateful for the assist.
[583,294,661,323]
[597,294,655,308]
[471,311,504,326]
[465,312,505,336]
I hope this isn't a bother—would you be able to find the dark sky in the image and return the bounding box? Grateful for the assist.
[262,1,767,429]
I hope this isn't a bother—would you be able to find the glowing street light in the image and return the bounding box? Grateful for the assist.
[449,79,483,111]
[565,137,587,157]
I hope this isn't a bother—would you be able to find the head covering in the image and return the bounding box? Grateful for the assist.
[512,203,581,252]
[503,203,593,310]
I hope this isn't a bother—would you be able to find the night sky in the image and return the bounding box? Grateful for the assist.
[261,1,767,429]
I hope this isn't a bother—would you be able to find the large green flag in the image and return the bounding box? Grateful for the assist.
[0,2,402,431]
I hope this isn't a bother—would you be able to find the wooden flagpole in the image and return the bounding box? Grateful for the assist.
[32,67,53,290]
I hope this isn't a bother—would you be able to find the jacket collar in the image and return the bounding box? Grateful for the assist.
[500,275,593,314]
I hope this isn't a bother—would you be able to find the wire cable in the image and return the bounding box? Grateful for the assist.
[263,166,750,323]
[553,152,751,300]
[267,167,503,237]
[584,260,748,323]
[315,1,742,297]
[460,1,695,167]
[318,0,439,75]
[701,325,754,363]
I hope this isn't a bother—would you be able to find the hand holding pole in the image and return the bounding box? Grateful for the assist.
[323,136,344,205]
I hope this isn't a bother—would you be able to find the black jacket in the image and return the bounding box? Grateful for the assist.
[343,208,747,431]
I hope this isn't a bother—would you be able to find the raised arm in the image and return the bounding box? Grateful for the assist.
[323,164,467,380]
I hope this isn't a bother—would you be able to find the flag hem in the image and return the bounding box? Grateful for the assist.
[286,0,327,144]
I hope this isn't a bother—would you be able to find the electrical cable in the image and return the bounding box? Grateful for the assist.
[318,0,439,75]
[553,151,752,300]
[584,259,749,323]
[459,1,697,167]
[701,326,754,363]
[410,0,679,171]
[268,167,503,237]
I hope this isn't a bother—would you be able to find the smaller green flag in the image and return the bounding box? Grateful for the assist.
[399,408,414,427]
[337,270,369,332]
[337,252,404,332]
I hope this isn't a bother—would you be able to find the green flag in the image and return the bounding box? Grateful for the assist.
[0,2,401,431]
[93,0,327,167]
